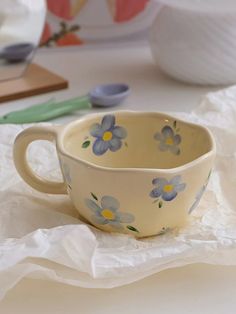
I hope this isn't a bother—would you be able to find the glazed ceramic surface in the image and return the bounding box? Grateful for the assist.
[13,111,216,238]
[149,6,236,85]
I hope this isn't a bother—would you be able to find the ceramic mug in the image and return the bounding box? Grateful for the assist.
[13,111,216,238]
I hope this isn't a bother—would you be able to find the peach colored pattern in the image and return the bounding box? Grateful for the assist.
[47,0,72,20]
[114,0,149,22]
[41,0,150,47]
[41,0,83,46]
[57,33,83,46]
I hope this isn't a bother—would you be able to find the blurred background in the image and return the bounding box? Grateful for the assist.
[40,0,161,48]
[2,0,236,85]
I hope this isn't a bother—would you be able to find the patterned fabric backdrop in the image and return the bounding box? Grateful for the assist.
[40,0,160,47]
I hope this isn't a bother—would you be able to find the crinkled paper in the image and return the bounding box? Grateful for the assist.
[0,86,236,300]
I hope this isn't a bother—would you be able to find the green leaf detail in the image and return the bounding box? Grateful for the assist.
[82,140,90,148]
[91,192,98,201]
[158,201,163,208]
[173,120,177,129]
[127,225,139,233]
[124,142,128,147]
[153,198,159,204]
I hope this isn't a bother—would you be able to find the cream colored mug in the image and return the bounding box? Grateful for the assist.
[13,111,216,238]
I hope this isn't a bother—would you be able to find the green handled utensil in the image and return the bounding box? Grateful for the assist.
[0,96,90,124]
[0,83,130,124]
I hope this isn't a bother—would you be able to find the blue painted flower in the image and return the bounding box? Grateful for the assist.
[90,115,127,156]
[85,195,134,230]
[150,175,186,201]
[154,126,181,155]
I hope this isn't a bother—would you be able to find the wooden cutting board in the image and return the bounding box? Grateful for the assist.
[0,63,68,103]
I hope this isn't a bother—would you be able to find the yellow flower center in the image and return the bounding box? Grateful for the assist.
[163,184,173,193]
[101,209,115,220]
[165,137,174,146]
[102,131,113,141]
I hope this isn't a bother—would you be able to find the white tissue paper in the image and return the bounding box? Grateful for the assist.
[0,86,236,300]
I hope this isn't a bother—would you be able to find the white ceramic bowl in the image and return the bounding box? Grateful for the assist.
[149,5,236,85]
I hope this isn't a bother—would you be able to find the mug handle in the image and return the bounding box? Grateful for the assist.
[13,125,67,194]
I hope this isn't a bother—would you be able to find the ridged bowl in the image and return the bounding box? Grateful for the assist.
[149,5,236,85]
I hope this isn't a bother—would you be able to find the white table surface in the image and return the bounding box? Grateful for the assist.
[0,43,235,314]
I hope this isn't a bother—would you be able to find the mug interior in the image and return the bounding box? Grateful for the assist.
[62,112,213,169]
